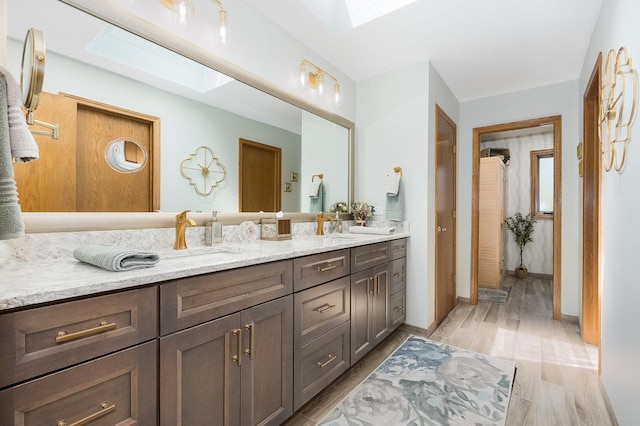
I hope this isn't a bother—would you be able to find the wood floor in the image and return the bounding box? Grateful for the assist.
[285,275,614,425]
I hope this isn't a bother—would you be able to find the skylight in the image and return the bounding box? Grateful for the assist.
[344,0,417,28]
[86,26,233,93]
[298,0,417,32]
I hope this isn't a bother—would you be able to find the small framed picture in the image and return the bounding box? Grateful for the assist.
[290,172,298,182]
[284,182,292,192]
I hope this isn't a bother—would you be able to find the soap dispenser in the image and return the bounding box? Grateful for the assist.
[205,211,223,245]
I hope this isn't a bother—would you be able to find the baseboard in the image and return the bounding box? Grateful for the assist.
[399,323,437,338]
[457,296,470,304]
[599,377,620,426]
[561,314,579,324]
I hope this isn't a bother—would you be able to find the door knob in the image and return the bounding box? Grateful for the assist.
[437,226,447,232]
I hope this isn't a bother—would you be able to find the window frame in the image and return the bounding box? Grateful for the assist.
[530,149,554,220]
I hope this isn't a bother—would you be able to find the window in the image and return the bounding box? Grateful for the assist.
[531,149,554,219]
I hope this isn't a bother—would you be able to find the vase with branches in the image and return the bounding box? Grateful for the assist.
[505,212,536,279]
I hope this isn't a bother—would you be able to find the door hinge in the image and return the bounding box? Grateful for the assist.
[452,210,456,219]
[452,273,456,283]
[452,145,456,155]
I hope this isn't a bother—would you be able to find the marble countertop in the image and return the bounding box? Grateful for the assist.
[0,232,408,312]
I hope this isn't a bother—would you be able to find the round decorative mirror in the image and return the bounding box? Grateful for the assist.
[104,138,148,173]
[20,28,46,112]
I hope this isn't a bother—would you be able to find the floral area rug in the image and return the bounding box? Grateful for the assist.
[318,336,516,426]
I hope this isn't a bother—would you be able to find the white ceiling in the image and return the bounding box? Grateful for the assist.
[244,0,604,101]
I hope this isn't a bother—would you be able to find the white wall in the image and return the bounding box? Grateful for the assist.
[356,62,431,329]
[577,0,640,422]
[459,81,581,316]
[482,132,555,275]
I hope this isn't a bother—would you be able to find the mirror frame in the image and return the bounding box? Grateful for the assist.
[21,0,354,232]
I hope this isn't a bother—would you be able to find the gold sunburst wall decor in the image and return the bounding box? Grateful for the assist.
[180,146,227,196]
[600,46,638,172]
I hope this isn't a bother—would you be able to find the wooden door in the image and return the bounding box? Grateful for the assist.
[582,54,602,347]
[241,295,293,426]
[160,313,242,426]
[76,105,152,212]
[13,92,77,211]
[434,105,457,325]
[239,138,281,212]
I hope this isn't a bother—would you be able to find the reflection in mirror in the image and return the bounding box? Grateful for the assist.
[104,138,148,173]
[7,0,352,216]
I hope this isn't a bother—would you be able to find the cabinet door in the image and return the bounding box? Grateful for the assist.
[160,313,242,426]
[350,269,373,364]
[241,295,293,426]
[0,341,157,425]
[371,263,390,346]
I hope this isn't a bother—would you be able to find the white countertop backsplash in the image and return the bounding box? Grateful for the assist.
[0,220,408,311]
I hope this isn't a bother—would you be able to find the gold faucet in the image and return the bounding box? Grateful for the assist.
[174,210,197,250]
[316,212,335,236]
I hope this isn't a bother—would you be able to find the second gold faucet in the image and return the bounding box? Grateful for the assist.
[316,212,334,236]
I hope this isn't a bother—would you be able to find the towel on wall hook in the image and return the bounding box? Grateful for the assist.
[385,166,404,221]
[0,66,40,162]
[386,167,402,196]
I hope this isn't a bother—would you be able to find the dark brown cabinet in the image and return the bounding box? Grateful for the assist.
[160,295,294,426]
[0,341,157,425]
[350,263,391,363]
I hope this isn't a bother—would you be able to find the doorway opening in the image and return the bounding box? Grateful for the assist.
[471,116,562,320]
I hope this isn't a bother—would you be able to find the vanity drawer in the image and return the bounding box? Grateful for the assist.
[390,238,407,260]
[294,321,350,411]
[390,291,406,330]
[161,260,293,335]
[0,341,157,425]
[351,241,390,273]
[0,286,157,388]
[390,257,406,295]
[293,249,350,292]
[294,277,350,349]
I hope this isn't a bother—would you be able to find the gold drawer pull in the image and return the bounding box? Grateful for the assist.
[232,328,242,366]
[317,354,337,368]
[55,322,116,344]
[316,264,337,272]
[315,303,337,314]
[394,273,405,279]
[244,322,254,359]
[57,401,115,426]
[394,306,404,313]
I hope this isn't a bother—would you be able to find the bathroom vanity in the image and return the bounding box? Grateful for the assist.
[0,234,407,425]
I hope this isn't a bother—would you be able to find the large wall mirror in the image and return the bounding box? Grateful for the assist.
[6,0,353,229]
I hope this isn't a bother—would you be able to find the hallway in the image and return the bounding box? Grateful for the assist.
[287,275,613,425]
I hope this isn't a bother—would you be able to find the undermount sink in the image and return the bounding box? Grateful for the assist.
[161,245,245,259]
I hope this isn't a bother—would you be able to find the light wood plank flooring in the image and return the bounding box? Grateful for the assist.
[286,275,614,425]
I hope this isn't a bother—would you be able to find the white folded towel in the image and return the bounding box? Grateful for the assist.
[385,172,401,196]
[348,226,396,235]
[0,66,39,163]
[309,179,321,197]
[73,244,160,272]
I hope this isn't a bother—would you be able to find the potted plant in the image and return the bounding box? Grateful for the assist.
[504,212,536,279]
[351,201,375,226]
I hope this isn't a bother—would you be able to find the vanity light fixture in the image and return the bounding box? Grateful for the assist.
[159,0,230,45]
[299,59,341,104]
[600,46,638,172]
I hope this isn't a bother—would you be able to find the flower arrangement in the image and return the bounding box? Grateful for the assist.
[330,201,349,213]
[351,201,375,225]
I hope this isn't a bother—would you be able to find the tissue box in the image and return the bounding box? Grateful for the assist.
[261,218,291,241]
